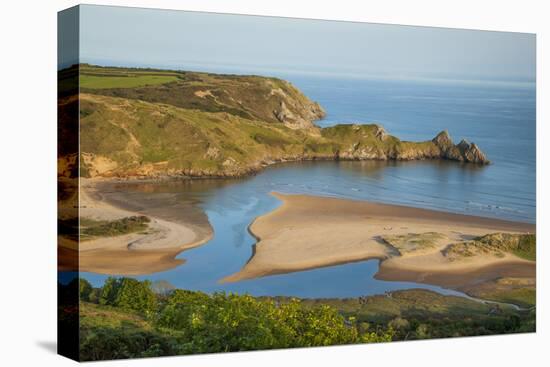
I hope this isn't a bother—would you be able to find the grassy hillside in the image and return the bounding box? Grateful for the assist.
[293,288,535,339]
[80,64,325,129]
[58,65,490,178]
[78,93,314,177]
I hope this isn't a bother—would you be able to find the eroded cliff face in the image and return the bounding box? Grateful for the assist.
[58,65,490,179]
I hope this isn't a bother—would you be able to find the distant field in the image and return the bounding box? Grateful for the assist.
[80,74,178,89]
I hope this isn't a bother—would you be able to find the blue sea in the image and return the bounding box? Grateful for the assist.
[82,73,536,297]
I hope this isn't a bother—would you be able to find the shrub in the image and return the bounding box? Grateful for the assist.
[79,278,93,302]
[79,327,179,361]
[156,290,380,353]
[99,277,157,317]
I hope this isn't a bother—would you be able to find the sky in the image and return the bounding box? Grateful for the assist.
[65,4,535,82]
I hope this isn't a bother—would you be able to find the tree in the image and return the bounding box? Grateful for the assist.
[98,277,157,317]
[99,277,118,306]
[113,278,157,316]
[79,278,93,301]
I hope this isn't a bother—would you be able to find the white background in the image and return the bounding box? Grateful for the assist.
[0,0,547,365]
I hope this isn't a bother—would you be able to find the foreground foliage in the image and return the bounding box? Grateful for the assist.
[75,278,535,361]
[78,278,390,360]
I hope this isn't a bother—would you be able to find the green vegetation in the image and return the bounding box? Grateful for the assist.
[79,216,151,241]
[79,278,93,301]
[280,289,535,340]
[79,302,175,360]
[79,64,324,125]
[63,64,483,179]
[72,278,535,361]
[462,277,536,308]
[78,93,309,176]
[478,288,536,309]
[77,278,392,361]
[81,301,153,331]
[80,74,178,89]
[59,215,151,242]
[514,234,536,261]
[76,93,446,178]
[443,233,536,261]
[99,277,158,317]
[155,290,389,354]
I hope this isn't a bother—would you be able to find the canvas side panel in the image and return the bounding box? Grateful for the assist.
[57,5,80,362]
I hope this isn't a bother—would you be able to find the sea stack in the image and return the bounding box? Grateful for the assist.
[432,130,490,164]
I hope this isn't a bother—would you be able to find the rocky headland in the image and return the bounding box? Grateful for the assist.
[58,64,490,179]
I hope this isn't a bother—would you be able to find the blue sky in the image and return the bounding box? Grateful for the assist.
[72,4,535,82]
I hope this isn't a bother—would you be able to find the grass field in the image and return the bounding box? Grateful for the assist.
[479,288,536,308]
[80,74,178,89]
[462,277,536,308]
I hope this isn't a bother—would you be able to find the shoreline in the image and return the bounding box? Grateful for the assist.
[222,193,535,289]
[75,179,213,275]
[80,153,490,182]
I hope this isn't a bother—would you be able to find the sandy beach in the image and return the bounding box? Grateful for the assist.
[222,193,535,287]
[71,179,213,275]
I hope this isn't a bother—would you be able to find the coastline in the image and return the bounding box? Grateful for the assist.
[73,90,490,182]
[222,193,535,287]
[75,179,213,275]
[76,150,489,182]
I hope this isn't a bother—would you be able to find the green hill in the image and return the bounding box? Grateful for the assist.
[80,64,325,130]
[58,65,490,178]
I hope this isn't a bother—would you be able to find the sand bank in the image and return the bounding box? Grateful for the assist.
[74,179,213,275]
[222,193,535,286]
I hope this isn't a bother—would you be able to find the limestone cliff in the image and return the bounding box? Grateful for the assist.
[432,131,489,164]
[323,125,489,164]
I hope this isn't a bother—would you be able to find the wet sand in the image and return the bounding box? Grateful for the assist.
[76,179,213,275]
[222,193,535,286]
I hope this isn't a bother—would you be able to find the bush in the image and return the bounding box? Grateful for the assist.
[156,290,387,353]
[81,279,395,358]
[79,278,93,302]
[79,327,179,361]
[99,277,157,317]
